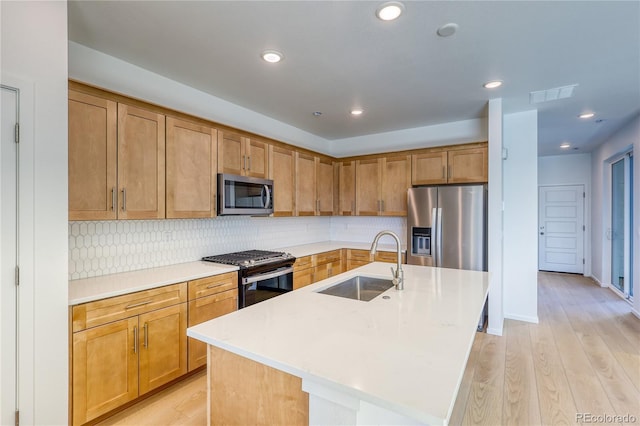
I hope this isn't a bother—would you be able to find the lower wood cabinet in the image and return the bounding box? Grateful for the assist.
[71,283,188,425]
[293,249,344,289]
[71,273,238,425]
[187,273,238,371]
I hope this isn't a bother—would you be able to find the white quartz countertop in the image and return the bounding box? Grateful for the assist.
[68,261,238,305]
[277,240,406,258]
[188,262,489,425]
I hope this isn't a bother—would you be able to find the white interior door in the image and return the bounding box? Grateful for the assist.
[538,185,585,273]
[1,85,19,426]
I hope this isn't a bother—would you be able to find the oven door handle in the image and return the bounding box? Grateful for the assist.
[242,266,294,285]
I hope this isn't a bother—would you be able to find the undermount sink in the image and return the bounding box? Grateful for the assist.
[316,276,394,302]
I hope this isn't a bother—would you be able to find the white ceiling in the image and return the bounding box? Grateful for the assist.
[68,1,640,156]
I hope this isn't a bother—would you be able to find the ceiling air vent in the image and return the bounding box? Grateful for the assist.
[529,84,578,104]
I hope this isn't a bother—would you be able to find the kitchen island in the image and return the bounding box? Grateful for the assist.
[187,262,489,425]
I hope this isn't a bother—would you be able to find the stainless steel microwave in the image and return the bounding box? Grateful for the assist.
[218,174,273,215]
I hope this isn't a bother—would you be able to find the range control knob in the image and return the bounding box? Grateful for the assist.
[249,259,256,265]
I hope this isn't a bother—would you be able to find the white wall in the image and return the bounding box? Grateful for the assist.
[68,42,486,158]
[590,114,640,317]
[487,98,504,335]
[1,2,68,424]
[538,153,592,276]
[502,110,539,323]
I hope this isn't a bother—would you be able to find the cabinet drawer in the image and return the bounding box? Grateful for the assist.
[188,272,237,300]
[293,268,313,289]
[72,282,187,333]
[314,250,341,266]
[374,251,406,263]
[294,255,313,272]
[347,249,372,262]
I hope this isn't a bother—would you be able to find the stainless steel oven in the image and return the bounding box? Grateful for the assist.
[202,250,295,309]
[239,265,293,308]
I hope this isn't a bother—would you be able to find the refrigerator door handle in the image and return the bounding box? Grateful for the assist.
[436,207,443,267]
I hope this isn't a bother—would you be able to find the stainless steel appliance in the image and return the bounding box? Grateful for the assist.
[407,185,487,271]
[218,174,273,215]
[202,250,295,308]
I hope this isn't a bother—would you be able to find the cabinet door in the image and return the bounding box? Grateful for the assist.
[355,159,381,216]
[448,147,488,183]
[138,304,187,395]
[188,289,237,371]
[269,146,295,216]
[68,90,118,220]
[72,317,138,425]
[317,157,334,216]
[245,138,269,179]
[166,117,217,218]
[117,104,165,219]
[337,161,356,216]
[381,155,411,216]
[411,152,447,185]
[295,152,316,216]
[217,130,245,176]
[293,268,313,290]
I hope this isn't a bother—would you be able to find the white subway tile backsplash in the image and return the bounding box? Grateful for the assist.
[68,216,407,280]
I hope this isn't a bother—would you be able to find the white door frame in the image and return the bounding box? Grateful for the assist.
[538,184,586,274]
[607,151,633,299]
[1,75,35,425]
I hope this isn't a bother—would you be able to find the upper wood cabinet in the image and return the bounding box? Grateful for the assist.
[269,145,295,216]
[166,117,217,218]
[117,104,166,219]
[356,155,411,216]
[218,131,269,179]
[336,160,356,216]
[295,153,334,216]
[69,91,166,220]
[295,152,316,216]
[412,145,487,185]
[316,157,334,216]
[447,146,488,183]
[68,90,118,220]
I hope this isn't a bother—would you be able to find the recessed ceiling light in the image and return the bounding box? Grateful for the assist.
[483,80,503,89]
[578,112,595,119]
[437,23,459,37]
[376,2,404,21]
[351,109,364,116]
[261,50,284,63]
[560,142,571,149]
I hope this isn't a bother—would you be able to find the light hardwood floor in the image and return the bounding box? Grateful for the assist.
[99,272,640,426]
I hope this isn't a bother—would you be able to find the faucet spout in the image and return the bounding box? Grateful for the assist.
[370,230,404,290]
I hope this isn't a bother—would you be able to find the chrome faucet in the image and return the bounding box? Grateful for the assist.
[370,230,404,290]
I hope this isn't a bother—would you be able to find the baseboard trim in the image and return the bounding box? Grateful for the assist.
[504,313,539,324]
[588,274,607,287]
[486,327,503,336]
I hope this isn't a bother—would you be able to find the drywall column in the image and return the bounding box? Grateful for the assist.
[487,98,504,335]
[1,2,69,424]
[503,110,539,323]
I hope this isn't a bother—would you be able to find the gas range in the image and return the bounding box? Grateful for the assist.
[202,250,295,269]
[202,250,296,309]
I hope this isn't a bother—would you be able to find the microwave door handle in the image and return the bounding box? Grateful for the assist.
[262,184,271,208]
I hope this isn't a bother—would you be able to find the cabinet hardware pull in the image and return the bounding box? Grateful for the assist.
[143,323,148,348]
[448,166,452,179]
[205,284,219,289]
[122,188,127,211]
[317,199,320,213]
[248,156,251,171]
[381,200,384,212]
[133,326,138,354]
[111,187,116,212]
[442,166,445,179]
[125,300,152,310]
[242,155,246,171]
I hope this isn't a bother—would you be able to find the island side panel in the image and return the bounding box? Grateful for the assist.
[208,345,309,425]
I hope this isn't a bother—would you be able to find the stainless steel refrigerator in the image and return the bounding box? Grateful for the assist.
[407,185,487,271]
